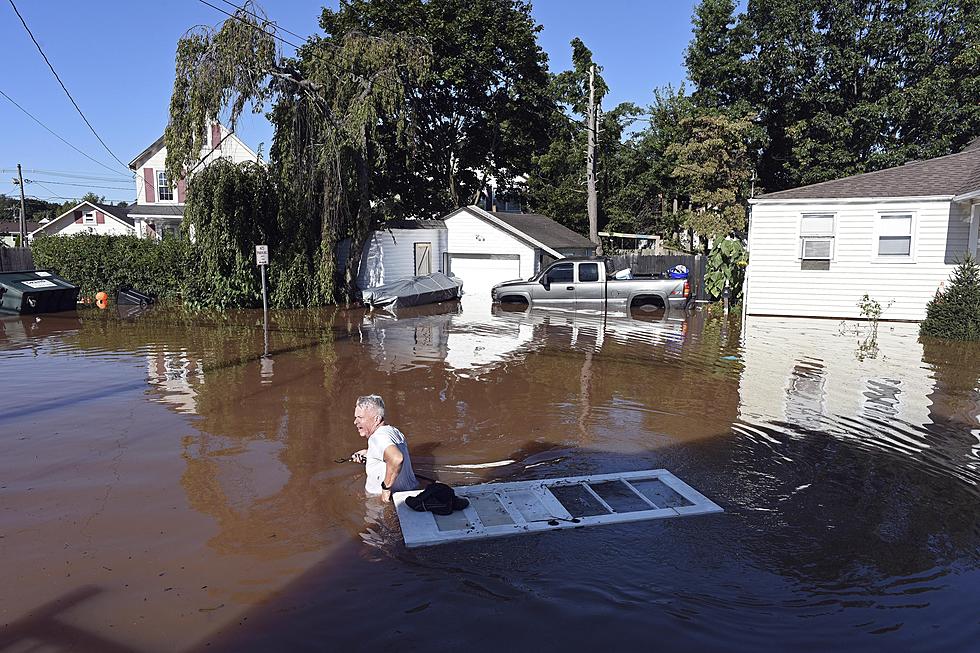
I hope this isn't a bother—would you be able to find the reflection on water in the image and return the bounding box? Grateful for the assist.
[1,304,979,651]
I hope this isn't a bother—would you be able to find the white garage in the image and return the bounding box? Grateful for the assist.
[442,205,595,299]
[351,205,596,301]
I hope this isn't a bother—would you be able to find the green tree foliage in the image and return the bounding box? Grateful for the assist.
[30,233,190,299]
[687,0,980,192]
[526,38,638,235]
[166,1,428,304]
[704,238,747,302]
[920,254,980,341]
[319,0,552,215]
[0,194,60,223]
[667,111,755,245]
[603,86,695,238]
[181,159,280,309]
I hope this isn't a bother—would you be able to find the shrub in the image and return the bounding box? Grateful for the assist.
[705,238,747,303]
[920,254,980,341]
[30,233,191,300]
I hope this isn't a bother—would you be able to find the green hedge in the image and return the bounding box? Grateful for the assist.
[30,233,191,300]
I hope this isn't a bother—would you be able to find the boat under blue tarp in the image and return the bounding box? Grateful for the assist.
[361,272,463,309]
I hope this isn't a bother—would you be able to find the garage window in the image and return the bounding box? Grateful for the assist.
[546,263,573,284]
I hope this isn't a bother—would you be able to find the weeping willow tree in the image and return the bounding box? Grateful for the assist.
[165,2,429,305]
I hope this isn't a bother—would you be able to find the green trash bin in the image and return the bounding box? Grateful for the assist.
[0,269,80,315]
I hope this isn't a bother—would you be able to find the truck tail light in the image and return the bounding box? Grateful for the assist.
[683,280,690,298]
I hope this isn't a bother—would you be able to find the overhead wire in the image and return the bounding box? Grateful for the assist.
[0,89,131,179]
[7,0,132,174]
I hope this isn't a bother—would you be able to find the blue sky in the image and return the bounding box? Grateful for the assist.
[1,1,699,205]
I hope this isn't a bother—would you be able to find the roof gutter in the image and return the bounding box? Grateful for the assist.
[749,195,955,205]
[952,188,980,202]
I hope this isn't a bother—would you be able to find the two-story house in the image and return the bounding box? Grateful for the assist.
[127,123,259,238]
[30,124,259,242]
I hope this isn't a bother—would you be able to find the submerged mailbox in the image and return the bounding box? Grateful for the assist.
[0,270,79,315]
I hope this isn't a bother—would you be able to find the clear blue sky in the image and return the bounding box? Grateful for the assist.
[1,0,699,205]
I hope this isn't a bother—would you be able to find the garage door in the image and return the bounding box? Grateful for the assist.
[448,255,522,299]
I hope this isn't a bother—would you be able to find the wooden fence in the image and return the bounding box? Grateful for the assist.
[607,253,710,302]
[0,247,34,272]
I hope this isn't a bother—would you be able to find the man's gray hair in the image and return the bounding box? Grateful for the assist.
[355,394,385,420]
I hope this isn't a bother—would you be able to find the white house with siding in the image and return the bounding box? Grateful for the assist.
[745,139,980,321]
[127,124,258,239]
[29,201,135,240]
[352,205,596,300]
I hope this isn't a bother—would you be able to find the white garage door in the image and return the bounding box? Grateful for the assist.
[449,255,522,299]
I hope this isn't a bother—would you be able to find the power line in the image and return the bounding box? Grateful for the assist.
[7,0,131,173]
[0,168,130,182]
[197,0,302,49]
[0,88,131,178]
[218,0,307,43]
[23,178,133,191]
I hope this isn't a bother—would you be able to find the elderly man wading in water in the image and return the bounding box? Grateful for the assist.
[350,395,419,503]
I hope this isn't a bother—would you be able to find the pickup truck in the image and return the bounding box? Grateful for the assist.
[490,257,690,312]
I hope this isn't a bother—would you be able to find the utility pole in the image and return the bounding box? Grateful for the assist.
[17,164,27,247]
[586,64,602,256]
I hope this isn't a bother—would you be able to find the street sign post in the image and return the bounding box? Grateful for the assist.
[256,245,269,355]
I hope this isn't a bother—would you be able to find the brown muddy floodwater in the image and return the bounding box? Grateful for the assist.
[2,299,979,652]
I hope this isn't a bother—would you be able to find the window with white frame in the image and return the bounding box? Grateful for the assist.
[83,210,96,225]
[877,213,913,257]
[157,171,174,201]
[800,213,835,260]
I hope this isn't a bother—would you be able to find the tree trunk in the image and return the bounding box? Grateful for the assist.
[341,144,373,303]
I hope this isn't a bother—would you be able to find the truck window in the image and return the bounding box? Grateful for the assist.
[578,263,599,282]
[546,263,574,284]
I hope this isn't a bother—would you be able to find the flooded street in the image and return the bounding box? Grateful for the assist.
[2,301,979,651]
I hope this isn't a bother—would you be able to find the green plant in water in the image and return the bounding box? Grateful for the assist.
[705,238,747,302]
[920,253,980,341]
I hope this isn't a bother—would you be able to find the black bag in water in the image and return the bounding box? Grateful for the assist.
[405,482,469,515]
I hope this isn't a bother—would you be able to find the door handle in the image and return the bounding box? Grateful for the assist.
[566,286,574,290]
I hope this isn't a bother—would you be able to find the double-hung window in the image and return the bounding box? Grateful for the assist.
[157,171,173,201]
[82,210,96,225]
[877,214,913,258]
[800,213,835,260]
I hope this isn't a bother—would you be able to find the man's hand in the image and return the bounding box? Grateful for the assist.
[381,488,392,503]
[350,449,366,464]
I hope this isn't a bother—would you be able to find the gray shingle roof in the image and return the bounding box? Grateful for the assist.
[94,202,135,226]
[126,204,185,218]
[0,221,40,233]
[489,211,596,250]
[758,143,980,200]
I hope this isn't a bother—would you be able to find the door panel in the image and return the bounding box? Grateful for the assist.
[575,262,604,307]
[414,242,432,276]
[532,262,575,306]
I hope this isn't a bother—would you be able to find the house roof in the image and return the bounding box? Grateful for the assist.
[487,211,596,250]
[757,139,980,201]
[381,219,447,230]
[128,125,259,170]
[29,201,135,236]
[127,204,185,218]
[94,202,135,226]
[0,221,40,234]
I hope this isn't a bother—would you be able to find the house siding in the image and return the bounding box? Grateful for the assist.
[745,198,974,321]
[135,125,258,206]
[444,210,537,279]
[357,228,448,289]
[41,216,132,238]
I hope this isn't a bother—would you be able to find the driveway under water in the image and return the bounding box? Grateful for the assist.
[1,300,979,651]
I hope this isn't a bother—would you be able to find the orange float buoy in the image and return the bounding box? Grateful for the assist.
[95,291,108,302]
[96,298,108,310]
